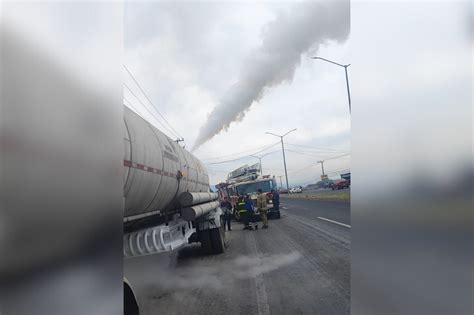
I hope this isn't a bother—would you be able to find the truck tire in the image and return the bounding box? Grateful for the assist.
[199,230,212,255]
[124,281,139,315]
[209,226,225,254]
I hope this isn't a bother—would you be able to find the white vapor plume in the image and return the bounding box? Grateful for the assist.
[192,1,350,151]
[126,251,302,292]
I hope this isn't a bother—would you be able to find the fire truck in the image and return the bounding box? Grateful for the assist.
[216,163,281,221]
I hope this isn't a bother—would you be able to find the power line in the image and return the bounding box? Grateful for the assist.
[123,64,184,141]
[285,149,321,157]
[206,156,255,165]
[285,149,351,160]
[200,141,280,161]
[124,83,180,139]
[123,64,183,139]
[251,149,281,159]
[206,149,278,165]
[285,148,350,156]
[124,98,153,124]
[203,143,281,165]
[285,142,348,153]
[325,153,351,160]
[325,168,351,175]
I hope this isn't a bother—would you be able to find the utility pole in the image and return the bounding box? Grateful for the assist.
[251,156,263,174]
[266,129,297,190]
[251,151,273,175]
[318,160,325,176]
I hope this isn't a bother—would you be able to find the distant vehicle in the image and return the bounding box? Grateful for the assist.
[331,179,350,190]
[340,172,351,182]
[324,181,333,189]
[320,180,333,189]
[289,186,303,194]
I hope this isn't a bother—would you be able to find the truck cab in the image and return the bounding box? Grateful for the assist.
[216,164,281,221]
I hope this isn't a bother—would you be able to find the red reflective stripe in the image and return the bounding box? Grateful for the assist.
[123,159,208,186]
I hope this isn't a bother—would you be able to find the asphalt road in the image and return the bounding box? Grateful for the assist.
[280,198,351,225]
[124,199,350,315]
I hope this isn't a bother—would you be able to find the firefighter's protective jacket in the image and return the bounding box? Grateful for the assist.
[236,201,247,214]
[256,194,268,211]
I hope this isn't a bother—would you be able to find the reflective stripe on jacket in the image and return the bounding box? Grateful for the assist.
[236,202,246,214]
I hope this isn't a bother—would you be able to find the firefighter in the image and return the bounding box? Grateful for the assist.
[236,196,249,230]
[245,194,258,230]
[220,197,233,231]
[256,189,269,229]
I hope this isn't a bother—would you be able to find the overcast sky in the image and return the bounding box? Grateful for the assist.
[3,1,469,188]
[124,1,350,186]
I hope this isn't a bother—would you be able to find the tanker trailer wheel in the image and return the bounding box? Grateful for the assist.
[209,226,225,254]
[124,280,139,315]
[199,230,212,255]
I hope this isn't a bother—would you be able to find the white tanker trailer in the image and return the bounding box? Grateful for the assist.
[122,106,225,314]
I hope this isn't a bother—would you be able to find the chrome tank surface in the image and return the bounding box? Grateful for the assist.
[123,106,209,217]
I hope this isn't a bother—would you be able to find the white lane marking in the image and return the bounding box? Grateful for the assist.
[317,217,351,228]
[284,213,350,245]
[249,232,270,315]
[281,206,288,210]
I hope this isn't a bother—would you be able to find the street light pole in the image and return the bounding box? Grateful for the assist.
[312,56,351,114]
[281,138,289,189]
[266,128,296,190]
[344,65,351,113]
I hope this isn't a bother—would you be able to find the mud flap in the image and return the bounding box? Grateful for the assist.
[196,207,226,254]
[199,230,212,254]
[209,226,225,254]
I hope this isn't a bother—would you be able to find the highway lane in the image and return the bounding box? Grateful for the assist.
[124,198,350,314]
[281,197,351,225]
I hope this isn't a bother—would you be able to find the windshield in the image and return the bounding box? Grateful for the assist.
[235,180,273,195]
